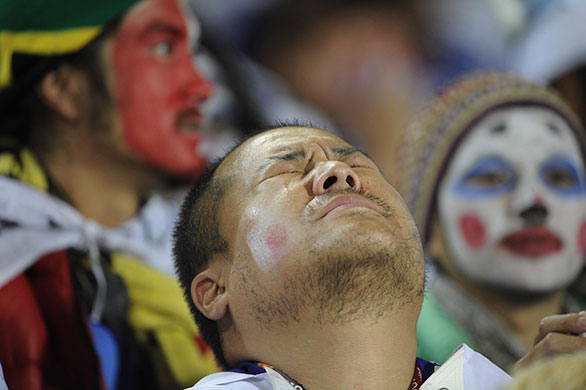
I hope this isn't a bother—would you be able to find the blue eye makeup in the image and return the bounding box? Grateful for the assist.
[453,156,517,198]
[539,156,586,196]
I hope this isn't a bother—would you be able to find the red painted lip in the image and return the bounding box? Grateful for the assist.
[176,108,203,133]
[318,194,380,219]
[499,226,563,257]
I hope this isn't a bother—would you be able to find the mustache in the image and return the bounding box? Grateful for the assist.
[305,188,393,219]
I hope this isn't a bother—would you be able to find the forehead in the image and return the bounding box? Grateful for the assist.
[119,0,184,30]
[450,106,583,168]
[218,127,351,176]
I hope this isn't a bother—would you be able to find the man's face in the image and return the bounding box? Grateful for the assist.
[111,0,212,178]
[438,106,586,293]
[217,127,425,328]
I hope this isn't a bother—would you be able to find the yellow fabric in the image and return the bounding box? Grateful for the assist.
[111,253,218,386]
[0,27,101,87]
[0,148,48,190]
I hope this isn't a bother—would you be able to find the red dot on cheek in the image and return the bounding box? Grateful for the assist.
[265,224,288,253]
[459,213,486,250]
[578,221,586,256]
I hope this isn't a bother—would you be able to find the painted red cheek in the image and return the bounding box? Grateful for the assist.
[578,221,586,255]
[459,213,486,250]
[265,224,288,254]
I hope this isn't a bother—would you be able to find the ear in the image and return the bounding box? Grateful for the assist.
[37,65,85,121]
[191,255,230,321]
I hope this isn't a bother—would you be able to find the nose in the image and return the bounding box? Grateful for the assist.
[186,64,213,102]
[519,203,548,225]
[311,161,361,195]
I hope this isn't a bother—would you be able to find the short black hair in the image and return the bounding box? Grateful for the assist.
[173,121,317,368]
[173,138,245,369]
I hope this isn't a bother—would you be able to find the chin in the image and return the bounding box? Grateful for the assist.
[476,273,577,300]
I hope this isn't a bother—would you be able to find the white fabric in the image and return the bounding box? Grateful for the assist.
[186,345,510,390]
[0,362,8,390]
[421,344,510,390]
[185,371,273,390]
[0,176,181,320]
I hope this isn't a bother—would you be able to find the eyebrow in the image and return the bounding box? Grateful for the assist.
[256,150,306,173]
[141,22,183,40]
[256,146,373,173]
[490,122,507,135]
[546,121,562,136]
[331,146,372,160]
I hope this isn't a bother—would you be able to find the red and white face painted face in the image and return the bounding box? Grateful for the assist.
[112,0,212,178]
[438,106,586,292]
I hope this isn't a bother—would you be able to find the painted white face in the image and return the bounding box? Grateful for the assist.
[438,106,586,292]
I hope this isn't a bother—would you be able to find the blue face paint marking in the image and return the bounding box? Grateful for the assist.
[453,156,517,198]
[539,156,586,197]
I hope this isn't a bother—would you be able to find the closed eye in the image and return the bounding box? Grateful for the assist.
[453,156,517,197]
[540,156,586,196]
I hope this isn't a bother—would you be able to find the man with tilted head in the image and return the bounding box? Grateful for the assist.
[174,125,509,390]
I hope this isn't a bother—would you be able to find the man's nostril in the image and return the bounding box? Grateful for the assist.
[346,176,355,187]
[323,176,337,189]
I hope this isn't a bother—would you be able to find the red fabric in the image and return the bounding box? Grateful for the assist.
[0,273,46,390]
[0,250,104,390]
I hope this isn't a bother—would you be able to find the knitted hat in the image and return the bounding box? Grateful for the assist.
[0,0,141,89]
[396,72,586,245]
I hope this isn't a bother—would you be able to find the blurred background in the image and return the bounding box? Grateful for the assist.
[187,0,580,183]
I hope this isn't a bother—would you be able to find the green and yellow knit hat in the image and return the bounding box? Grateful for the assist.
[396,72,586,245]
[0,0,141,89]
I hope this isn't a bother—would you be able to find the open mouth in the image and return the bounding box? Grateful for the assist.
[176,108,203,132]
[499,226,563,257]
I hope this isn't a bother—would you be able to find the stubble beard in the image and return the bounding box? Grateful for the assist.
[243,235,426,329]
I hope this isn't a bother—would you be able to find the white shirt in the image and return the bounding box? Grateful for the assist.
[185,345,511,390]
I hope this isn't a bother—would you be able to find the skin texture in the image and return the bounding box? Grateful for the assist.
[112,0,212,178]
[193,127,426,390]
[515,312,586,370]
[438,106,586,293]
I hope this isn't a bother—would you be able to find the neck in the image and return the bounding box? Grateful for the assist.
[230,304,420,390]
[466,280,563,349]
[459,280,564,348]
[40,126,162,226]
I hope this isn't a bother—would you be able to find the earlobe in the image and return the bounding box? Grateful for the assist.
[191,264,229,321]
[37,65,82,121]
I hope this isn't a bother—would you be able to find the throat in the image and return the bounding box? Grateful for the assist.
[240,309,422,390]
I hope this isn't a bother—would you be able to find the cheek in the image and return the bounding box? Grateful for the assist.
[246,221,290,271]
[459,213,486,250]
[578,220,586,256]
[265,224,288,255]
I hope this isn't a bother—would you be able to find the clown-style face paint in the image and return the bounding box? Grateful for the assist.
[438,106,586,293]
[112,0,212,178]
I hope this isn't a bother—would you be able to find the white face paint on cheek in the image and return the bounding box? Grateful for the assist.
[245,207,290,272]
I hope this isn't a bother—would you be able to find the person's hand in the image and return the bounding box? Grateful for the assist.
[515,311,586,370]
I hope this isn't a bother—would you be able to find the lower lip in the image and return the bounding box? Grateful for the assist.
[499,227,563,257]
[323,203,379,218]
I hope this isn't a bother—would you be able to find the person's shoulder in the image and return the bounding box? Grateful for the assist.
[184,371,273,390]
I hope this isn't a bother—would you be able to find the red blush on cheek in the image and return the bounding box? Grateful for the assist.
[265,224,288,255]
[459,213,486,250]
[578,221,586,255]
